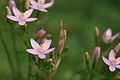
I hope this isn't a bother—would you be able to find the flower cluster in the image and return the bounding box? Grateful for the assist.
[85,27,120,73]
[6,0,54,26]
[5,1,120,80]
[6,0,55,59]
[102,28,120,72]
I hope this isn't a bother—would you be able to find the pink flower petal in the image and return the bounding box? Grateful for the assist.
[109,66,116,72]
[44,2,54,8]
[38,54,46,59]
[18,21,26,25]
[30,0,38,6]
[26,18,37,22]
[26,49,38,55]
[102,56,110,65]
[7,16,18,21]
[115,65,120,69]
[105,28,112,37]
[42,39,52,51]
[30,39,40,50]
[116,57,120,64]
[24,9,33,18]
[111,33,119,41]
[44,48,55,54]
[30,6,38,9]
[39,8,48,12]
[12,7,21,17]
[109,49,115,61]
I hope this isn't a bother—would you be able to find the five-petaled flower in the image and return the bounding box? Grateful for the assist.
[102,28,119,44]
[102,49,120,72]
[30,0,54,12]
[26,39,55,59]
[7,7,37,26]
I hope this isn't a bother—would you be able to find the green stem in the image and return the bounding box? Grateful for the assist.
[23,28,32,80]
[27,54,32,80]
[89,59,96,80]
[0,31,16,80]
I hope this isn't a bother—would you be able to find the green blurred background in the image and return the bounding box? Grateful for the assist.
[0,0,120,80]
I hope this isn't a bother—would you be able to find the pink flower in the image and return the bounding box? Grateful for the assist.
[26,39,55,59]
[7,7,37,26]
[36,29,46,37]
[102,49,120,72]
[102,28,119,43]
[93,46,101,59]
[30,0,54,12]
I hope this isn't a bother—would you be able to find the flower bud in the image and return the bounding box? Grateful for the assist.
[8,0,16,11]
[95,26,99,37]
[85,52,90,71]
[6,6,12,15]
[25,0,30,9]
[85,52,90,62]
[114,43,120,53]
[35,29,46,39]
[93,46,101,59]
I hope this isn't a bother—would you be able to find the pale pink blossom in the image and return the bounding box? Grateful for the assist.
[7,7,37,26]
[26,39,55,59]
[30,0,54,12]
[102,49,120,72]
[103,28,119,43]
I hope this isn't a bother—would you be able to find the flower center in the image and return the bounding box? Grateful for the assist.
[19,12,25,20]
[20,12,24,17]
[111,59,117,65]
[38,45,44,53]
[112,59,116,63]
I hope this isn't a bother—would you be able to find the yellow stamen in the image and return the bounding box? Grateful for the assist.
[20,12,24,17]
[39,45,44,51]
[112,59,117,63]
